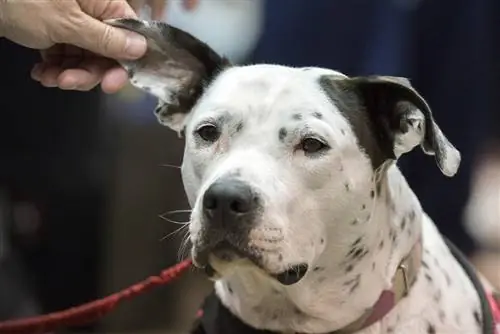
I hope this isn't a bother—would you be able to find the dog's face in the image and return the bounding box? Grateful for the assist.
[182,65,381,283]
[108,19,461,285]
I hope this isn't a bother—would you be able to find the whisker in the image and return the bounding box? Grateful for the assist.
[159,163,181,169]
[161,209,192,216]
[158,215,189,225]
[160,224,189,242]
[178,232,192,261]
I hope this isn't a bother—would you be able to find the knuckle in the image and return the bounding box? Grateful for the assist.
[98,26,115,51]
[49,12,84,43]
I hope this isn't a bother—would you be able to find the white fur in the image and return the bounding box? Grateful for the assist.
[173,65,487,333]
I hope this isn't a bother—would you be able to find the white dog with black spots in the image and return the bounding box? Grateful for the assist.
[107,18,500,334]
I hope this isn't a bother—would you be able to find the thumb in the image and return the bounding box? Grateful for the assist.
[70,16,147,59]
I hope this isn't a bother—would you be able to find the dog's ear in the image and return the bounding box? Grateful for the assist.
[322,75,460,177]
[106,18,231,134]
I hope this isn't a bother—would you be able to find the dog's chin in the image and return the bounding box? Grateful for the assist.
[193,243,309,286]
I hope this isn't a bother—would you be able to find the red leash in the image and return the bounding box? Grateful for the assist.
[0,259,192,334]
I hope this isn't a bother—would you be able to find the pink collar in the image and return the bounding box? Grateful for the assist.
[332,237,423,334]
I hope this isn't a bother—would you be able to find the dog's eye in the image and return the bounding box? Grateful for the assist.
[196,124,220,142]
[300,137,329,154]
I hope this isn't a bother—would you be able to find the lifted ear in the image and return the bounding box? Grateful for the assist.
[328,75,460,177]
[106,18,231,134]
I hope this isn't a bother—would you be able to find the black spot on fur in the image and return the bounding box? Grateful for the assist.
[351,248,364,259]
[345,183,350,191]
[473,310,481,326]
[143,86,151,92]
[312,111,323,119]
[345,264,354,273]
[401,217,407,231]
[343,274,360,286]
[351,219,359,225]
[425,273,433,282]
[376,180,383,196]
[387,326,394,333]
[370,189,375,198]
[444,272,452,286]
[292,113,302,121]
[341,129,346,136]
[422,260,429,269]
[227,283,233,294]
[350,280,361,294]
[235,122,243,132]
[427,323,436,334]
[352,237,362,247]
[378,240,384,249]
[313,266,324,272]
[372,262,376,270]
[362,204,366,210]
[278,254,283,261]
[408,209,416,221]
[320,238,325,244]
[279,128,287,141]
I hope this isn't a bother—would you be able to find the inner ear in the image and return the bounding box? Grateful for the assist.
[323,75,461,177]
[106,18,231,133]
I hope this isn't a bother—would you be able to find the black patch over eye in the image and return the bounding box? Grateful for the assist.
[196,124,220,142]
[299,137,329,154]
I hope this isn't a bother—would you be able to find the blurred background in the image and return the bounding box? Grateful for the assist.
[0,0,498,333]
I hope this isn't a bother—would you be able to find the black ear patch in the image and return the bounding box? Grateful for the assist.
[106,18,231,133]
[320,75,460,177]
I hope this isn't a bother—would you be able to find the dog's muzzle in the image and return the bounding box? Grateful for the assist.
[192,176,261,267]
[193,177,309,285]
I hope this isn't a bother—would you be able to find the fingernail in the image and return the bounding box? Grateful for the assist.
[124,31,147,59]
[31,64,43,80]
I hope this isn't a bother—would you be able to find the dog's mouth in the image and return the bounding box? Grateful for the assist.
[205,261,309,285]
[272,264,309,285]
[199,241,309,285]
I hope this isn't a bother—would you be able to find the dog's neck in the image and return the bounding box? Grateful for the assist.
[214,164,424,333]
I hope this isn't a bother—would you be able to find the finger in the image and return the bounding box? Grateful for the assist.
[36,44,84,87]
[101,66,130,94]
[61,13,146,60]
[57,58,115,91]
[150,0,168,20]
[38,64,65,88]
[31,63,44,81]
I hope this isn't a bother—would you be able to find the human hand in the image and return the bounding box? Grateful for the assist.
[0,0,148,93]
[128,0,199,20]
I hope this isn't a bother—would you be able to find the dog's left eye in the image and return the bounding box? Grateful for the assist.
[196,124,221,142]
[299,137,329,154]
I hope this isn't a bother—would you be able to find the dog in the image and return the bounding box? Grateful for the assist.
[107,18,500,334]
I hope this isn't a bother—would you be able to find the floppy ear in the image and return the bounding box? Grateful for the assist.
[106,18,231,134]
[323,75,460,177]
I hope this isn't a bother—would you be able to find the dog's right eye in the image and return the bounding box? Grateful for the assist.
[196,124,221,142]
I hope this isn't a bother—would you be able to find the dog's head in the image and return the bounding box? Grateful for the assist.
[108,19,460,285]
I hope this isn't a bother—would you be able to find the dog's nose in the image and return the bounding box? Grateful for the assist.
[203,178,257,226]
